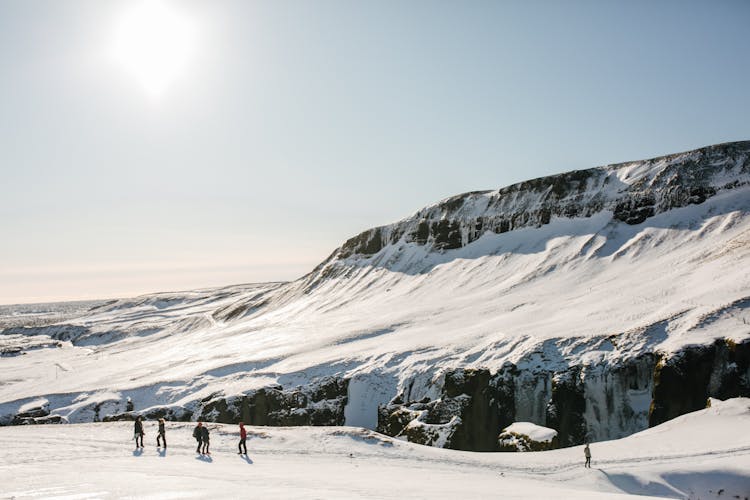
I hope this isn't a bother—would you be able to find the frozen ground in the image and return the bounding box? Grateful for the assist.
[1,398,748,499]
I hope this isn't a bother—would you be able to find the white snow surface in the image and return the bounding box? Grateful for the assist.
[2,187,748,428]
[1,143,750,438]
[0,398,748,499]
[502,422,558,443]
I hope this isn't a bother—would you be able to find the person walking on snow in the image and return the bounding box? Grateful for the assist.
[157,418,166,448]
[584,443,591,468]
[238,422,247,455]
[134,416,144,448]
[201,424,211,455]
[193,422,204,453]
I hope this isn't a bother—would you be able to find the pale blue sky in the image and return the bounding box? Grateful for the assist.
[1,0,748,304]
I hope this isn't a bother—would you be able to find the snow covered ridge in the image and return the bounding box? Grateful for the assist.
[1,141,750,455]
[325,140,750,266]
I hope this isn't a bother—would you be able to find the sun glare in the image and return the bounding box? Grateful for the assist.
[113,0,194,97]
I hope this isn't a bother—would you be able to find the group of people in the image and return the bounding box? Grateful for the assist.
[132,416,248,455]
[134,415,592,464]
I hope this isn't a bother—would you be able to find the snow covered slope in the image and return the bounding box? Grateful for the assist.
[1,141,749,449]
[1,397,748,499]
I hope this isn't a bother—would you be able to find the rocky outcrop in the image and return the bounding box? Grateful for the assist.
[329,141,750,263]
[102,407,193,423]
[442,369,507,451]
[377,369,513,451]
[545,368,587,447]
[9,402,66,425]
[379,396,469,448]
[378,339,750,452]
[11,403,49,424]
[649,338,750,427]
[498,422,559,452]
[198,377,349,426]
[0,377,349,428]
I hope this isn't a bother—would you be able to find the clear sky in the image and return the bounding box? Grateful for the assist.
[1,0,748,304]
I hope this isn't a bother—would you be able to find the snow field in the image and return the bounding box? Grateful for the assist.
[1,398,749,499]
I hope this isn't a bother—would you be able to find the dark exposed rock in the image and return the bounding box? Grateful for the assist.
[309,377,349,402]
[320,141,750,262]
[11,403,50,425]
[613,194,656,225]
[13,414,66,425]
[401,397,468,447]
[431,220,462,250]
[545,368,586,447]
[33,414,66,424]
[443,369,503,451]
[378,368,509,451]
[197,377,349,426]
[378,339,750,452]
[491,364,518,429]
[340,228,385,258]
[377,405,420,437]
[102,412,139,422]
[649,338,750,427]
[498,425,559,452]
[101,410,191,423]
[412,221,430,245]
[377,394,469,447]
[143,407,193,422]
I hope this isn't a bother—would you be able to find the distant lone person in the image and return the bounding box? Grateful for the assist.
[157,418,166,448]
[584,443,591,468]
[193,422,203,453]
[238,422,247,455]
[201,424,211,455]
[134,416,144,448]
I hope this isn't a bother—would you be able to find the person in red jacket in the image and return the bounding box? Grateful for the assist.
[238,422,247,455]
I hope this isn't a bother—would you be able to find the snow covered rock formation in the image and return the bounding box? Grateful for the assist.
[1,141,750,453]
[498,422,558,452]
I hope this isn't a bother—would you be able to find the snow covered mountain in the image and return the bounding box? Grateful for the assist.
[2,141,749,452]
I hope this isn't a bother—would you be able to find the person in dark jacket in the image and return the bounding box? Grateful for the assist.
[201,424,210,455]
[134,416,144,448]
[193,422,203,453]
[238,422,247,455]
[157,418,166,448]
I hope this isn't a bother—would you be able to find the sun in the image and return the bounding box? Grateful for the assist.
[112,0,194,97]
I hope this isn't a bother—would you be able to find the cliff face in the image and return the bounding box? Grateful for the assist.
[331,141,750,450]
[377,338,750,451]
[326,141,749,266]
[2,142,749,454]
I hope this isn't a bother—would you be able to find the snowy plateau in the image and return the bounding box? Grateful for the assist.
[1,140,750,499]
